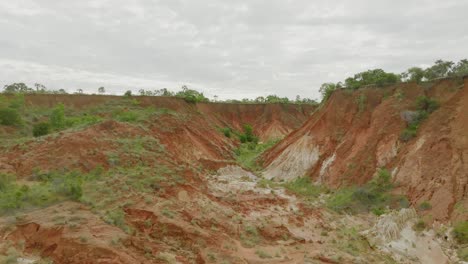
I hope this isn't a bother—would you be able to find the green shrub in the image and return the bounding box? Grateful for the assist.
[238,124,258,144]
[0,108,21,125]
[327,168,397,214]
[458,247,468,261]
[0,174,14,191]
[221,127,232,138]
[418,201,432,211]
[284,177,326,199]
[400,125,418,142]
[416,96,439,113]
[115,111,139,122]
[413,219,426,232]
[33,122,50,137]
[65,115,101,128]
[105,209,128,230]
[400,96,439,142]
[453,221,468,244]
[50,103,66,129]
[235,140,278,171]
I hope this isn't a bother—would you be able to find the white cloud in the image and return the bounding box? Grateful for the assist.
[0,0,467,100]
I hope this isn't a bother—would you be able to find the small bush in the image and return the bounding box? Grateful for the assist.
[416,96,439,113]
[33,122,50,137]
[0,108,21,126]
[238,124,258,144]
[453,221,468,244]
[0,174,14,191]
[458,247,468,261]
[65,114,101,128]
[115,111,139,122]
[50,103,66,129]
[400,96,438,142]
[284,177,325,199]
[418,201,432,211]
[327,168,397,214]
[221,127,232,138]
[413,219,426,232]
[400,125,418,142]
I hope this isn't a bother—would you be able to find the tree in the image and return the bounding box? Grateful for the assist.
[319,83,338,102]
[76,89,83,94]
[255,96,265,103]
[175,85,209,103]
[98,87,105,94]
[154,88,174,96]
[423,59,454,80]
[344,69,400,89]
[124,90,132,97]
[34,83,47,93]
[3,83,33,94]
[402,67,425,83]
[450,59,468,77]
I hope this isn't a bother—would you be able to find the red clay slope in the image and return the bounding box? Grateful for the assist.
[0,96,314,177]
[262,77,468,221]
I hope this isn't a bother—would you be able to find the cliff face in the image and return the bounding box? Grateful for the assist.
[0,95,315,177]
[263,77,468,221]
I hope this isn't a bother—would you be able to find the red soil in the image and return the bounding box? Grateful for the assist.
[263,77,468,221]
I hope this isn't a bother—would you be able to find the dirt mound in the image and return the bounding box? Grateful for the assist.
[263,78,468,221]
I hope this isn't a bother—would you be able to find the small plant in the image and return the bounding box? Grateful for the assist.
[0,107,21,126]
[413,219,426,232]
[356,94,367,113]
[453,221,468,244]
[327,168,398,214]
[416,96,439,113]
[458,247,468,261]
[115,111,139,122]
[33,122,50,137]
[401,96,439,142]
[283,177,325,199]
[0,174,14,191]
[50,103,66,129]
[235,140,278,171]
[238,124,258,144]
[240,225,260,248]
[255,249,272,259]
[418,201,432,211]
[221,127,232,138]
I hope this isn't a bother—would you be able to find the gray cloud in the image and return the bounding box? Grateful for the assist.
[0,0,467,100]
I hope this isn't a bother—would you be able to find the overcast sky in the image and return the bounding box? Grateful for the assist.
[0,0,467,100]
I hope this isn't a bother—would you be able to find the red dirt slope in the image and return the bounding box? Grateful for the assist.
[262,77,468,221]
[0,97,314,177]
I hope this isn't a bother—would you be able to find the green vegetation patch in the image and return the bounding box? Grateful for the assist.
[0,169,101,215]
[453,221,468,244]
[283,177,326,200]
[234,139,279,171]
[400,96,439,142]
[326,168,407,215]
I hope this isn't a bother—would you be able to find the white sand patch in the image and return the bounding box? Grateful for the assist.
[319,153,336,182]
[365,208,449,264]
[263,135,320,181]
